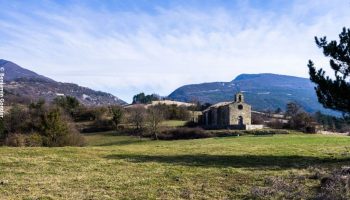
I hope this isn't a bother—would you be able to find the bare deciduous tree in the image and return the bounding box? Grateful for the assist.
[128,105,147,136]
[147,105,164,140]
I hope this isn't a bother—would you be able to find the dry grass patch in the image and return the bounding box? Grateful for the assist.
[1,133,350,199]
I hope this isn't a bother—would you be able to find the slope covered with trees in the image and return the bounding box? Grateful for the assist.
[1,59,126,106]
[168,73,339,116]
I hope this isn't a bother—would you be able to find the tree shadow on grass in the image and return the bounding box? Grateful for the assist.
[96,139,144,146]
[104,154,350,169]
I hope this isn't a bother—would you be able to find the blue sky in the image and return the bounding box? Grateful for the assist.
[1,0,350,103]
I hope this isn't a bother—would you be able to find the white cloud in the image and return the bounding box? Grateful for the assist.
[0,1,350,102]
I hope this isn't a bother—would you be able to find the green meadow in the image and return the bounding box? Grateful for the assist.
[1,132,350,199]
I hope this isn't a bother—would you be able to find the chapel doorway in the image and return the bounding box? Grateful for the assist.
[238,116,243,126]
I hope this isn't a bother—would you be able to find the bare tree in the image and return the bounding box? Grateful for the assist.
[285,102,314,130]
[128,105,146,134]
[147,105,164,140]
[189,97,200,123]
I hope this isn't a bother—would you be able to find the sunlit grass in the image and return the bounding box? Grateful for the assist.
[161,120,187,127]
[1,133,350,199]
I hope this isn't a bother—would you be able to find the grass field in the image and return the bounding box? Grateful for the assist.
[1,132,350,199]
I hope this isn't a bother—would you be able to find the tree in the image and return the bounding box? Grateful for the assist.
[147,105,164,140]
[308,27,350,116]
[251,113,264,125]
[0,118,5,140]
[274,107,282,114]
[132,93,160,104]
[3,100,84,147]
[73,106,108,122]
[128,105,146,131]
[109,106,124,130]
[39,107,84,147]
[40,108,70,147]
[285,102,302,117]
[285,102,314,130]
[29,99,46,110]
[314,111,350,132]
[5,105,29,133]
[28,99,47,131]
[292,112,314,131]
[53,96,80,115]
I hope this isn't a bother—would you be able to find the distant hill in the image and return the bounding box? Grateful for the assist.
[168,73,339,116]
[0,59,54,83]
[1,59,126,106]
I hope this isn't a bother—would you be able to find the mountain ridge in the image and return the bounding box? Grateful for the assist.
[168,73,339,116]
[1,59,126,106]
[0,59,55,83]
[233,73,308,82]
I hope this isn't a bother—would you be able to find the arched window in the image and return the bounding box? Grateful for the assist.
[238,95,242,102]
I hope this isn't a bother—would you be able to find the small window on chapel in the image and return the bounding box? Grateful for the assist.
[238,105,243,110]
[238,95,242,102]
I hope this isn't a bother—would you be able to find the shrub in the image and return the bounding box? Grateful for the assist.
[73,106,108,122]
[209,130,242,137]
[252,113,265,124]
[250,167,350,199]
[25,133,43,147]
[249,176,307,199]
[4,105,30,133]
[149,128,290,140]
[60,129,85,147]
[267,119,285,129]
[0,118,6,141]
[314,111,350,133]
[165,105,190,121]
[53,96,80,115]
[245,129,290,135]
[73,107,97,122]
[157,127,209,140]
[315,167,350,200]
[82,119,114,133]
[184,121,199,128]
[41,108,84,147]
[3,101,85,147]
[5,133,26,147]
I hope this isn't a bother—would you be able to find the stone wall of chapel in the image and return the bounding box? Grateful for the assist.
[229,103,251,125]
